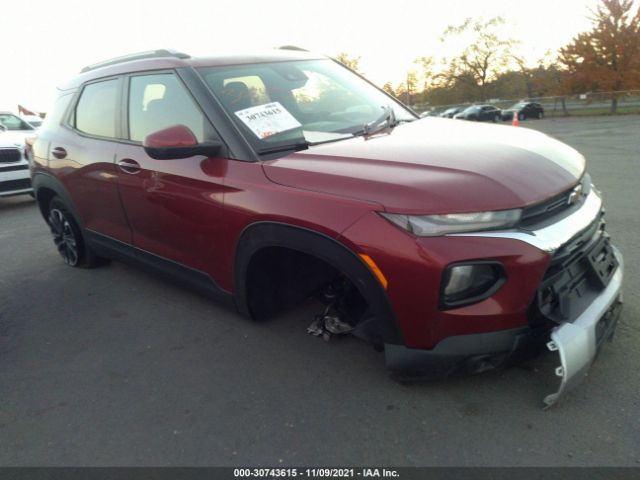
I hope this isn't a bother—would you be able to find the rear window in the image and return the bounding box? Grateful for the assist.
[74,79,118,138]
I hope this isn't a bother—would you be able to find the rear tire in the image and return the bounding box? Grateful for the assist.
[47,197,108,268]
[537,111,544,119]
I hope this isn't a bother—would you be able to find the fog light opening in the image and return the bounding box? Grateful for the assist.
[440,262,505,309]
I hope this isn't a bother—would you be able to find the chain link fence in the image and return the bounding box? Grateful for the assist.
[414,90,640,117]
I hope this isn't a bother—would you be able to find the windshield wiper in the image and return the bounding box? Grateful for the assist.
[256,141,310,155]
[353,106,409,139]
[256,107,417,154]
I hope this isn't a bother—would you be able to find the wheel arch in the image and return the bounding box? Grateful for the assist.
[234,221,404,345]
[32,172,84,227]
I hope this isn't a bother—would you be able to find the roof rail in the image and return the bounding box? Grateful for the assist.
[80,49,190,73]
[277,45,309,52]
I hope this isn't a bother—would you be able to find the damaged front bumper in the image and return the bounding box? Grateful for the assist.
[384,242,624,407]
[543,246,624,408]
[384,185,625,407]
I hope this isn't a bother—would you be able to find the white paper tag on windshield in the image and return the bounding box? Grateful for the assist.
[234,102,302,139]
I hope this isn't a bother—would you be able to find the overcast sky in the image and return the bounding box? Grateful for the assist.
[2,0,601,112]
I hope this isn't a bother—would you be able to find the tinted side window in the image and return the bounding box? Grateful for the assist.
[128,73,214,142]
[75,79,118,138]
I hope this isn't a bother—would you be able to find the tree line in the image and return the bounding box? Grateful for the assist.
[337,0,640,113]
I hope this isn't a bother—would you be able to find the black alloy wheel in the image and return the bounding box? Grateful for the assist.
[49,207,80,266]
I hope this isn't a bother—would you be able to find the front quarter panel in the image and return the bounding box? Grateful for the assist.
[339,211,552,348]
[216,159,384,292]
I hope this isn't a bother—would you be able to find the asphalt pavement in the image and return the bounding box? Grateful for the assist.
[0,115,639,466]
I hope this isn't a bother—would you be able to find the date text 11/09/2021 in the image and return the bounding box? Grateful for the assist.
[233,468,400,478]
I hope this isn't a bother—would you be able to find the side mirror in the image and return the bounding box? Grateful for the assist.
[143,124,222,160]
[0,124,6,132]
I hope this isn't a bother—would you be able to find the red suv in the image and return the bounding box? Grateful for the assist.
[31,49,623,406]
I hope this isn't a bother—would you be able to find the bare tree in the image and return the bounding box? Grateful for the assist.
[405,71,419,106]
[440,17,517,101]
[413,56,436,92]
[382,82,396,97]
[335,52,363,74]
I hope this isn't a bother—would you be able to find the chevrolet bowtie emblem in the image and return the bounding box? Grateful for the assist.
[568,184,583,205]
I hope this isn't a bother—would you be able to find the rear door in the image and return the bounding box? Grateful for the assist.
[51,77,132,244]
[114,71,229,274]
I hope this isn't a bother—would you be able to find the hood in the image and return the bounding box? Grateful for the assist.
[0,130,32,147]
[262,118,585,214]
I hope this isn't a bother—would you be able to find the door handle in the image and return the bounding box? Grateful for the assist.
[117,158,141,174]
[51,147,67,159]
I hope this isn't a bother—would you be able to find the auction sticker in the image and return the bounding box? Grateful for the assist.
[234,102,302,139]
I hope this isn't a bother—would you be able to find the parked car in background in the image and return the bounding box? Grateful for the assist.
[419,109,440,118]
[0,135,32,197]
[21,115,44,129]
[31,49,623,406]
[439,106,464,118]
[0,112,35,197]
[501,102,545,121]
[0,112,36,133]
[454,104,501,122]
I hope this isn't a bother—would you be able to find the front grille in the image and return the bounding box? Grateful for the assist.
[0,148,22,163]
[521,174,591,227]
[0,178,31,193]
[529,216,618,326]
[0,164,28,173]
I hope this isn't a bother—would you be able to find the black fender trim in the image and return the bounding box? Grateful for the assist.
[234,221,404,345]
[31,172,84,227]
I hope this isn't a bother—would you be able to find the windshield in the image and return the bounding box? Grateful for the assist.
[0,113,34,131]
[198,59,416,153]
[463,106,480,113]
[511,102,528,109]
[25,118,43,127]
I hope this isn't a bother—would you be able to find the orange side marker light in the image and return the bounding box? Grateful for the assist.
[359,254,388,290]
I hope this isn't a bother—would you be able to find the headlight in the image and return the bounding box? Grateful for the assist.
[380,209,522,237]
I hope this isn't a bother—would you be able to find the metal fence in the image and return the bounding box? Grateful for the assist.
[413,90,640,117]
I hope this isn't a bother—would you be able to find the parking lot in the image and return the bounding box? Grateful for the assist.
[1,115,639,466]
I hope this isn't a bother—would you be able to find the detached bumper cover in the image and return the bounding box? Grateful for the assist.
[543,246,624,408]
[384,326,534,380]
[384,244,624,407]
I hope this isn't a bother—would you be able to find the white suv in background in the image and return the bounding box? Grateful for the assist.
[21,115,44,129]
[0,112,35,197]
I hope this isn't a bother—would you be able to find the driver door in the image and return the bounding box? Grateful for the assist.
[115,72,228,275]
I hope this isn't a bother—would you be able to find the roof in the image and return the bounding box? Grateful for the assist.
[59,49,325,90]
